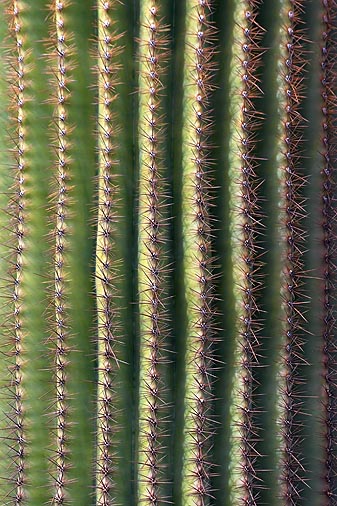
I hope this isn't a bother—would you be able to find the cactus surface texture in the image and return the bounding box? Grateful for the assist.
[0,1,336,505]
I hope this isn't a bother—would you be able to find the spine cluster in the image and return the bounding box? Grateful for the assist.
[279,2,308,504]
[321,1,337,503]
[8,1,27,503]
[49,1,72,503]
[181,1,216,504]
[95,1,120,505]
[137,2,169,504]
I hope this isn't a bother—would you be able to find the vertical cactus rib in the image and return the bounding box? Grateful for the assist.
[181,1,216,504]
[0,4,15,503]
[321,1,337,502]
[7,2,27,503]
[137,2,169,504]
[49,1,72,503]
[227,2,264,504]
[277,1,308,503]
[95,1,121,505]
[8,3,52,502]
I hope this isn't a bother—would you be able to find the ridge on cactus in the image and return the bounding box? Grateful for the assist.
[0,1,335,505]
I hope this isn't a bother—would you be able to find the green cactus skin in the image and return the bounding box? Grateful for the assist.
[168,2,187,504]
[209,2,237,503]
[294,3,324,504]
[60,1,97,503]
[248,0,286,503]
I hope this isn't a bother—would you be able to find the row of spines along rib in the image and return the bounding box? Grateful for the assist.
[276,1,309,504]
[320,1,337,504]
[95,1,127,505]
[6,2,27,504]
[226,1,264,504]
[46,2,72,503]
[0,3,15,503]
[180,1,217,505]
[137,1,172,505]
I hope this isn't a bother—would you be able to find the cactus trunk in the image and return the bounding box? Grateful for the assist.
[0,1,336,505]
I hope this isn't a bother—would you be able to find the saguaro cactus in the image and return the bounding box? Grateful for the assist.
[0,1,336,505]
